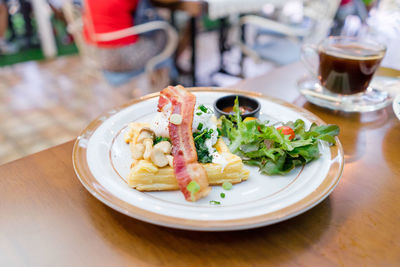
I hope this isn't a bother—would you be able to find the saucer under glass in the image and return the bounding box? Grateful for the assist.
[297,76,394,112]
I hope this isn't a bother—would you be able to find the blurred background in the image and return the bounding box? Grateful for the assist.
[0,0,399,164]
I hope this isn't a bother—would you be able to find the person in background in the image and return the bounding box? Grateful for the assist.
[331,0,375,36]
[19,0,35,48]
[331,0,356,35]
[83,0,167,73]
[48,0,74,45]
[0,0,15,54]
[362,0,378,11]
[6,2,16,42]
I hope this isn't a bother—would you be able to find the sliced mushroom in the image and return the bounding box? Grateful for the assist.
[131,143,145,159]
[137,127,155,143]
[153,141,172,154]
[166,155,174,168]
[151,148,169,167]
[143,139,153,160]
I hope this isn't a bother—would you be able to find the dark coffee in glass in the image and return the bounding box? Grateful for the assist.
[301,37,386,96]
[318,43,385,95]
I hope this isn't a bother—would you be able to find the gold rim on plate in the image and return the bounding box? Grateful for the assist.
[72,87,344,231]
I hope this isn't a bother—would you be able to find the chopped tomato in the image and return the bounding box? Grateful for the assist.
[277,126,295,140]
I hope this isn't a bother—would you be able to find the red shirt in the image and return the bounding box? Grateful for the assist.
[83,0,139,47]
[340,0,352,5]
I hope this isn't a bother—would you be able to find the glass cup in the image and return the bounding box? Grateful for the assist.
[301,36,386,96]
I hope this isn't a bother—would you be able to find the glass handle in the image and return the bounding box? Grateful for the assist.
[301,44,319,79]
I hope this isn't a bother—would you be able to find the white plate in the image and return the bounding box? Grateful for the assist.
[73,88,344,231]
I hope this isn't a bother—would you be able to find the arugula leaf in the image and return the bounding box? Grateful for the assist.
[232,97,242,124]
[260,155,287,175]
[220,116,234,139]
[287,142,320,162]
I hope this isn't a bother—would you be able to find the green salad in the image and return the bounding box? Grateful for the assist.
[219,98,340,175]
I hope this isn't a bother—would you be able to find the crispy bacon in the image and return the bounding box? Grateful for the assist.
[157,94,170,112]
[158,85,210,201]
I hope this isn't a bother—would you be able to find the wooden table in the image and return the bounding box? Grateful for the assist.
[1,63,399,266]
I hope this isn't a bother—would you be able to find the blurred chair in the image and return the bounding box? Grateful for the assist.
[63,1,95,67]
[238,0,340,66]
[62,0,178,86]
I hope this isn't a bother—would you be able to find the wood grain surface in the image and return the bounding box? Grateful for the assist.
[1,63,399,266]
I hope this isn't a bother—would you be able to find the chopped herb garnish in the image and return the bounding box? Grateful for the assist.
[197,123,203,131]
[222,182,232,190]
[187,181,200,201]
[193,129,214,163]
[210,200,221,205]
[196,112,202,116]
[199,105,208,113]
[220,192,225,198]
[154,136,170,145]
[193,130,207,141]
[217,128,222,137]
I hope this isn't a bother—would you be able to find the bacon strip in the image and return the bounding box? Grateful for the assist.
[158,85,210,201]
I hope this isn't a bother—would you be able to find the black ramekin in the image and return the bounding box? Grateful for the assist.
[213,95,260,119]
